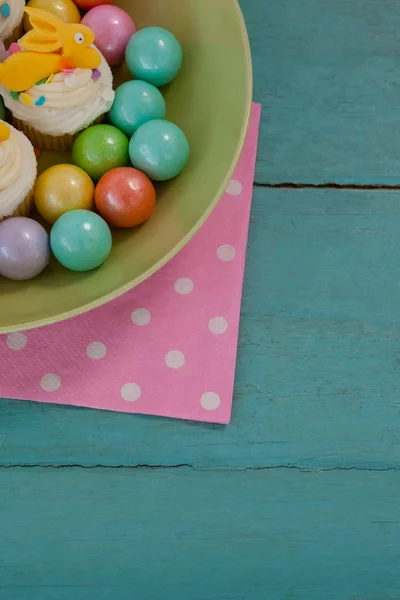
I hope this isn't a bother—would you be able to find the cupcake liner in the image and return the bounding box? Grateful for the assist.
[12,115,106,151]
[0,187,34,222]
[3,20,23,48]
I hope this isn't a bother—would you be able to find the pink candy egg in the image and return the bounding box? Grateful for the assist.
[82,4,136,67]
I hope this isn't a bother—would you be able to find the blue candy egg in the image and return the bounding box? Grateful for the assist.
[129,119,190,181]
[125,27,183,87]
[50,210,112,272]
[109,80,166,137]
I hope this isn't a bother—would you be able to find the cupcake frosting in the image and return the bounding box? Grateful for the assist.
[0,0,24,42]
[0,51,115,136]
[0,121,36,218]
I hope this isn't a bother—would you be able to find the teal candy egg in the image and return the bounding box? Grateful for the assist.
[109,80,166,137]
[50,210,112,272]
[125,27,183,87]
[129,119,190,181]
[0,96,5,121]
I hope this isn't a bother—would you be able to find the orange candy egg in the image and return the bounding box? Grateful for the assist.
[74,0,114,10]
[34,164,95,225]
[95,167,156,228]
[23,0,81,32]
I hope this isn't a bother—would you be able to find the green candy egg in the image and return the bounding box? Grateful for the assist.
[72,125,129,181]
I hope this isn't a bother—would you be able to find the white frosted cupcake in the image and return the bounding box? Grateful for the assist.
[0,0,24,47]
[0,7,115,150]
[0,120,37,220]
[2,52,115,151]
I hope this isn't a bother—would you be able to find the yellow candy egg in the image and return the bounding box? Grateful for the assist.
[34,164,95,225]
[23,0,81,32]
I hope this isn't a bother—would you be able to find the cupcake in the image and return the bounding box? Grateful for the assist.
[0,7,115,150]
[0,120,37,220]
[0,0,24,47]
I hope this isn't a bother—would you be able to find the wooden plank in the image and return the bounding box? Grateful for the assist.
[1,188,400,469]
[0,467,399,600]
[240,0,400,185]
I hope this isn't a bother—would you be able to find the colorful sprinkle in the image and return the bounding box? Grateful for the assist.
[35,95,46,106]
[59,57,74,71]
[36,77,48,86]
[8,43,21,55]
[64,73,77,88]
[19,93,31,106]
[91,69,101,80]
[62,68,74,73]
[10,91,19,100]
[1,3,10,18]
[46,74,54,84]
[102,88,115,102]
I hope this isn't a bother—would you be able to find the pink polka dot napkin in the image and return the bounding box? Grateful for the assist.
[0,104,261,424]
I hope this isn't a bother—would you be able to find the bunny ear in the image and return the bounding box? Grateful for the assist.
[19,29,62,53]
[20,8,63,52]
[24,7,62,36]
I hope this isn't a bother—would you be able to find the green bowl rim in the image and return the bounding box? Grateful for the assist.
[4,0,253,334]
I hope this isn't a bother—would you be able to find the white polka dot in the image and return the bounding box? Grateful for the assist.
[86,342,107,360]
[226,179,243,196]
[131,308,151,326]
[200,392,221,410]
[6,332,27,351]
[121,382,141,402]
[217,245,236,262]
[174,278,194,295]
[208,316,228,335]
[40,373,61,393]
[165,350,185,369]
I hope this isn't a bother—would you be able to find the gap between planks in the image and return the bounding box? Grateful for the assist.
[254,182,400,190]
[1,464,400,472]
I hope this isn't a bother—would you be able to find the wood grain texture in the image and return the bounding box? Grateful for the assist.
[2,188,400,469]
[1,467,400,600]
[241,0,400,185]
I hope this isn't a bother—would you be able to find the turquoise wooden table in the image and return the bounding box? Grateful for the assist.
[2,1,400,597]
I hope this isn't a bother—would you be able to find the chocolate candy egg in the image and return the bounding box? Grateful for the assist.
[95,167,156,228]
[72,125,130,181]
[23,0,81,32]
[129,119,190,181]
[125,27,183,87]
[82,5,136,67]
[34,164,95,225]
[0,217,50,280]
[109,80,166,137]
[50,210,112,272]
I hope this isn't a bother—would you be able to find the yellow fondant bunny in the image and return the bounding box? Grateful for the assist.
[0,7,102,92]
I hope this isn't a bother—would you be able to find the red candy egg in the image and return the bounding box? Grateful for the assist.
[94,167,156,228]
[74,0,113,10]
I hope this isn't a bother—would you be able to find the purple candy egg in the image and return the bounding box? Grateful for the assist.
[0,217,50,280]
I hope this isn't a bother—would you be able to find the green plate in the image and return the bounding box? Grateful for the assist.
[0,0,252,333]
